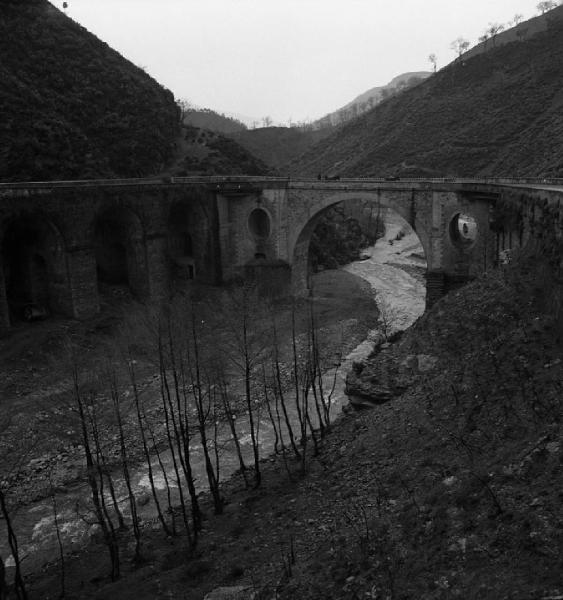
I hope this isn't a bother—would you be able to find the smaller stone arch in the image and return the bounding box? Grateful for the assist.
[0,212,69,325]
[92,206,147,298]
[247,206,273,259]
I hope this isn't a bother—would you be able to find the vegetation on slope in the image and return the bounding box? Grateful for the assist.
[230,126,334,173]
[18,251,562,600]
[313,71,432,129]
[0,0,180,182]
[228,72,431,173]
[309,201,385,271]
[180,104,249,134]
[288,10,563,178]
[169,125,272,176]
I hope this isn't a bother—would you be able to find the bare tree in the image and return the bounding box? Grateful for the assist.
[219,283,269,487]
[177,98,193,123]
[510,13,524,26]
[487,22,505,46]
[69,355,120,581]
[375,293,402,342]
[450,37,470,59]
[516,27,529,42]
[0,487,28,600]
[428,53,438,73]
[537,1,557,14]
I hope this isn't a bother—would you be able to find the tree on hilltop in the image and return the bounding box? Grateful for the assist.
[537,1,557,14]
[428,53,438,73]
[450,37,470,59]
[487,22,505,46]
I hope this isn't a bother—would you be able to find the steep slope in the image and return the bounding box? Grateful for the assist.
[25,253,563,600]
[230,126,334,173]
[228,72,431,172]
[314,71,432,128]
[181,106,248,134]
[0,0,179,182]
[287,8,563,178]
[169,124,272,176]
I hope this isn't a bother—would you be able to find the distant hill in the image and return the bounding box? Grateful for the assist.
[168,125,271,177]
[181,105,248,135]
[225,72,431,172]
[0,0,179,182]
[313,71,432,128]
[287,8,563,178]
[229,126,334,173]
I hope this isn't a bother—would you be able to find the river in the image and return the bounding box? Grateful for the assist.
[1,214,427,577]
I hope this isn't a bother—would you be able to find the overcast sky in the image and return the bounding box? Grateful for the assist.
[50,0,545,124]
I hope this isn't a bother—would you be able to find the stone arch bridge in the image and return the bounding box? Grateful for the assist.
[1,176,562,334]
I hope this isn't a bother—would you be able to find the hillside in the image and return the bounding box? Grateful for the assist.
[20,250,563,600]
[227,72,431,173]
[287,8,563,178]
[181,106,248,134]
[229,126,333,173]
[0,0,180,182]
[313,71,432,129]
[168,124,272,176]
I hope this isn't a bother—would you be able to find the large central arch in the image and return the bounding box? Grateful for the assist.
[288,191,431,295]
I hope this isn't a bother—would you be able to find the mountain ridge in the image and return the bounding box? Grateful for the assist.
[0,0,179,182]
[285,10,563,178]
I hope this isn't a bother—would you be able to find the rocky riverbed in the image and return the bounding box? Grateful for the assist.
[1,213,428,589]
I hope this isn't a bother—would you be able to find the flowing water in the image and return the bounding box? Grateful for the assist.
[1,216,427,575]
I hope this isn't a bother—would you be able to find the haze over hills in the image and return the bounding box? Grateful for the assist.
[286,5,563,178]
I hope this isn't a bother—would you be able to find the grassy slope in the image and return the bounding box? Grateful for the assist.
[182,109,247,135]
[168,125,272,176]
[0,0,179,181]
[230,126,334,173]
[287,13,563,178]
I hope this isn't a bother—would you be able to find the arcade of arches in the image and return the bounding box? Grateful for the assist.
[2,177,558,333]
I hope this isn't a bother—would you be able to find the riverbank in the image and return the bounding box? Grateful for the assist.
[0,267,380,581]
[24,253,563,600]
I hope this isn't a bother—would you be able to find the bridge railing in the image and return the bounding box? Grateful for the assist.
[1,175,562,190]
[290,176,563,186]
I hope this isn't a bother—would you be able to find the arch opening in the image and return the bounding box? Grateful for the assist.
[1,215,67,323]
[248,208,271,241]
[291,195,429,299]
[309,200,386,273]
[94,207,145,298]
[449,212,478,248]
[300,201,428,330]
